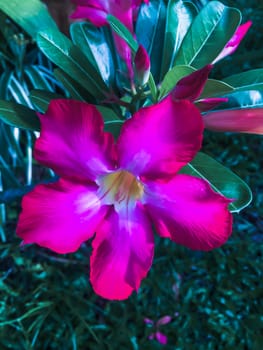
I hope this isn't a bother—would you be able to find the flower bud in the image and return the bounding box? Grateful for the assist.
[134,45,151,86]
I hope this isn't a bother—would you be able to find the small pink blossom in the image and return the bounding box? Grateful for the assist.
[144,315,172,345]
[17,96,232,300]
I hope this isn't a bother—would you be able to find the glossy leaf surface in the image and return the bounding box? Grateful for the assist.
[180,152,252,213]
[0,100,40,131]
[0,0,57,39]
[174,1,241,68]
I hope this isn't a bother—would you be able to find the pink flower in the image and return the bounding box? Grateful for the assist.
[144,315,172,345]
[213,21,252,64]
[16,97,232,300]
[70,0,148,76]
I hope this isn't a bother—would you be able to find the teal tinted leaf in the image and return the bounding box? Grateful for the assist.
[0,0,57,39]
[179,152,252,213]
[217,90,263,109]
[37,29,108,100]
[107,15,138,52]
[0,100,40,131]
[0,185,33,204]
[96,106,121,122]
[30,90,65,113]
[8,75,33,107]
[0,71,12,99]
[174,1,241,68]
[160,0,197,79]
[70,22,116,87]
[135,0,166,82]
[159,65,195,100]
[200,79,234,98]
[223,69,263,92]
[53,68,92,102]
[24,66,53,91]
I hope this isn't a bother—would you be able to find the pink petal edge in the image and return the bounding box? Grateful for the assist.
[90,205,154,300]
[144,174,233,251]
[17,179,108,254]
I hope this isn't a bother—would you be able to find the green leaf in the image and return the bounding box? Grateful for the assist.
[0,100,40,131]
[30,90,65,113]
[158,65,195,100]
[135,0,167,82]
[104,120,124,140]
[148,73,158,102]
[200,79,234,99]
[223,69,263,92]
[0,0,57,40]
[70,22,116,87]
[8,74,32,107]
[107,15,138,53]
[179,152,252,213]
[37,29,108,100]
[53,68,92,102]
[174,1,241,68]
[217,90,263,110]
[24,66,53,91]
[160,0,197,80]
[96,106,121,123]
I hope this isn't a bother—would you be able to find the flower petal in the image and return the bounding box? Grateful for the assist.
[144,175,232,251]
[155,332,168,345]
[213,21,252,64]
[172,65,212,102]
[90,205,154,300]
[35,99,116,182]
[117,97,203,180]
[156,316,172,326]
[203,108,263,134]
[70,6,107,26]
[17,179,107,254]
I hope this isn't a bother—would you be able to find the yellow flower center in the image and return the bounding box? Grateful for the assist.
[98,170,144,208]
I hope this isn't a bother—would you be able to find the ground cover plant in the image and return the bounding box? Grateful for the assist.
[0,0,262,349]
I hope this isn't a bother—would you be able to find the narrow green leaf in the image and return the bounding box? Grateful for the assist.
[179,152,252,213]
[160,0,197,79]
[107,15,138,52]
[0,0,57,40]
[148,73,158,102]
[0,100,40,131]
[24,66,53,91]
[223,69,263,92]
[174,1,241,68]
[159,65,195,100]
[53,68,93,102]
[37,29,108,100]
[8,75,32,107]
